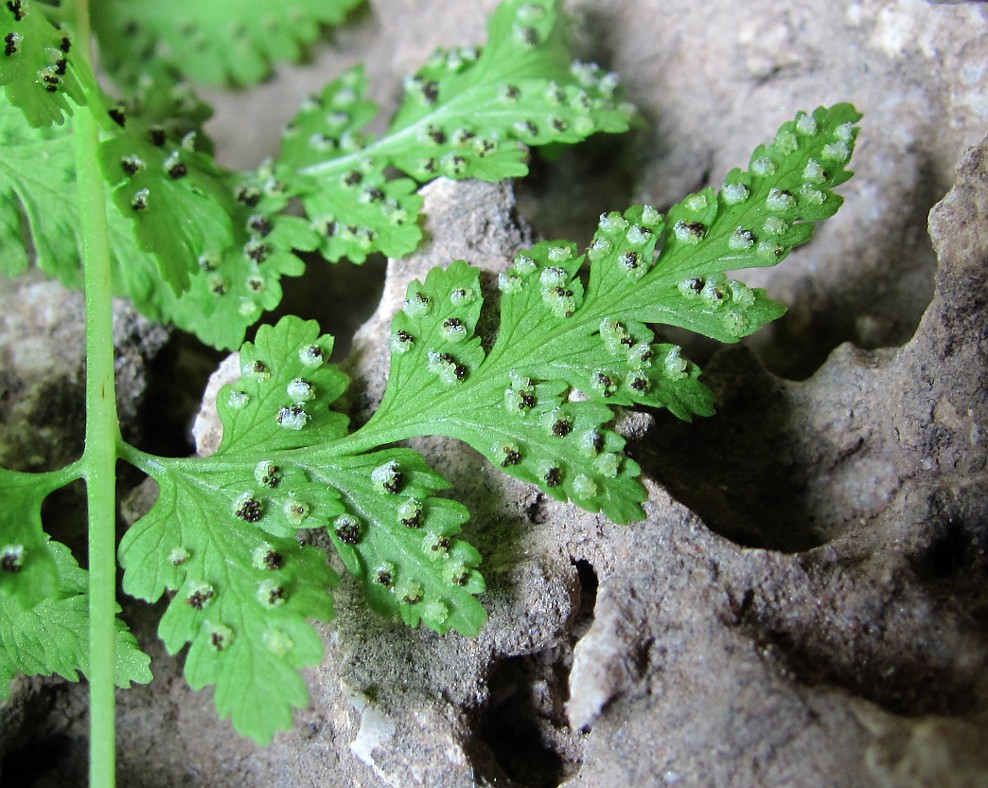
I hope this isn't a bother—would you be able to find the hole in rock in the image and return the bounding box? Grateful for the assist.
[471,561,597,786]
[750,162,941,382]
[641,346,898,552]
[753,617,983,720]
[137,251,386,460]
[25,379,86,463]
[476,651,580,788]
[138,333,224,458]
[571,559,598,641]
[271,250,387,361]
[38,480,88,568]
[1,732,78,787]
[644,413,825,552]
[908,501,988,589]
[515,131,640,253]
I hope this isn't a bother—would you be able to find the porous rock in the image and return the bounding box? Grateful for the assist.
[4,0,988,785]
[568,133,988,786]
[0,273,169,471]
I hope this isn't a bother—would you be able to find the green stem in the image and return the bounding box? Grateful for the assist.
[74,2,119,786]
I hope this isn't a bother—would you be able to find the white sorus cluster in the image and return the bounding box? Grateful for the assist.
[389,328,415,354]
[604,324,652,367]
[1,544,24,572]
[504,371,537,413]
[422,600,449,626]
[169,546,192,566]
[673,219,705,245]
[546,244,575,263]
[402,290,431,318]
[570,60,620,99]
[766,187,796,212]
[251,543,284,571]
[774,128,799,156]
[334,514,362,544]
[426,349,467,385]
[286,377,315,402]
[539,265,577,317]
[590,369,619,398]
[276,404,309,430]
[256,578,287,608]
[374,562,396,587]
[422,531,450,560]
[398,579,424,605]
[440,316,468,343]
[241,358,271,381]
[662,347,688,380]
[514,253,538,276]
[494,441,522,468]
[796,112,818,136]
[208,273,230,296]
[762,215,788,237]
[130,188,150,211]
[206,623,235,652]
[578,428,604,456]
[728,227,756,252]
[185,581,215,610]
[283,499,311,526]
[721,181,750,205]
[298,343,325,367]
[254,461,282,488]
[398,498,424,528]
[227,389,250,410]
[587,236,613,261]
[263,627,295,657]
[751,156,778,176]
[450,286,477,306]
[598,318,633,355]
[572,473,598,500]
[371,460,403,495]
[498,269,524,294]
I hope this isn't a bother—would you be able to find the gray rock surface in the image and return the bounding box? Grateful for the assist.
[2,1,987,786]
[0,274,169,472]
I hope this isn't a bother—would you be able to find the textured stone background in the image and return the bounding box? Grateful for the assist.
[1,1,987,786]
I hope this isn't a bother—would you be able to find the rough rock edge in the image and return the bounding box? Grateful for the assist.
[564,133,988,785]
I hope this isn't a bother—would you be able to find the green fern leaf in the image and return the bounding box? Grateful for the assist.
[0,469,151,700]
[294,444,487,635]
[0,0,87,127]
[149,210,315,350]
[350,105,861,522]
[276,0,635,264]
[119,319,347,742]
[359,259,652,523]
[0,96,313,349]
[0,96,85,282]
[98,117,236,294]
[92,0,363,87]
[122,315,487,742]
[0,468,66,609]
